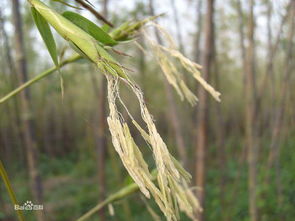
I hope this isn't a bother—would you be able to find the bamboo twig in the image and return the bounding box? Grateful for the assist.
[0,54,82,104]
[77,172,156,221]
[74,0,114,27]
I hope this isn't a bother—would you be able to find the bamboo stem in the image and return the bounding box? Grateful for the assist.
[0,160,25,221]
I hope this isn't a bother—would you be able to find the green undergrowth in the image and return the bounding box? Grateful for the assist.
[2,133,295,220]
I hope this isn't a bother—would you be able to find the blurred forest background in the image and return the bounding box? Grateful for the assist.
[0,0,294,220]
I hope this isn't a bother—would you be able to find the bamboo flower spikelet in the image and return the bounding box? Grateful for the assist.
[107,76,201,220]
[143,22,221,105]
[25,0,221,220]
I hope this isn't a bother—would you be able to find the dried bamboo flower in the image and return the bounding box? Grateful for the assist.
[143,22,221,105]
[106,73,201,220]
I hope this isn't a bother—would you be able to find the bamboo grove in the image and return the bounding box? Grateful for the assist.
[0,0,294,221]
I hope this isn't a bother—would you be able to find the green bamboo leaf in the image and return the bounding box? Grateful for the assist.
[62,11,117,46]
[31,7,58,66]
[69,41,89,59]
[101,24,111,32]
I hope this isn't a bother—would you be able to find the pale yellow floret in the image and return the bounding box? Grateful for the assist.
[143,23,221,104]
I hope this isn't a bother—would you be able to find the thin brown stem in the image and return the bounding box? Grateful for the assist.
[74,0,114,27]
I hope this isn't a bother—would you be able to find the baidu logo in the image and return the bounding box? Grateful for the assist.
[14,201,43,211]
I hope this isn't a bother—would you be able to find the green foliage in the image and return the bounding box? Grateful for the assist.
[62,11,117,46]
[29,0,126,78]
[31,7,58,66]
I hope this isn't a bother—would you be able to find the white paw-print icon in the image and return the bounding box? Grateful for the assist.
[24,201,33,210]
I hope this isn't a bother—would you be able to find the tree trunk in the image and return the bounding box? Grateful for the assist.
[170,0,185,53]
[236,0,247,85]
[0,8,23,163]
[256,1,292,133]
[97,1,109,220]
[267,0,294,174]
[263,2,295,215]
[90,70,107,221]
[194,0,203,63]
[195,0,215,220]
[11,0,45,221]
[266,0,273,93]
[245,1,258,221]
[148,0,187,168]
[191,0,203,174]
[96,76,107,221]
[211,14,226,218]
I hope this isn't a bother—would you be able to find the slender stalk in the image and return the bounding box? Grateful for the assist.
[74,0,113,27]
[0,160,25,221]
[77,183,137,221]
[77,182,141,221]
[0,54,82,104]
[77,171,157,221]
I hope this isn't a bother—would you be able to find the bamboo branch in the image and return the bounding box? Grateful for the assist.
[77,182,138,221]
[74,0,114,27]
[0,54,82,104]
[77,172,156,221]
